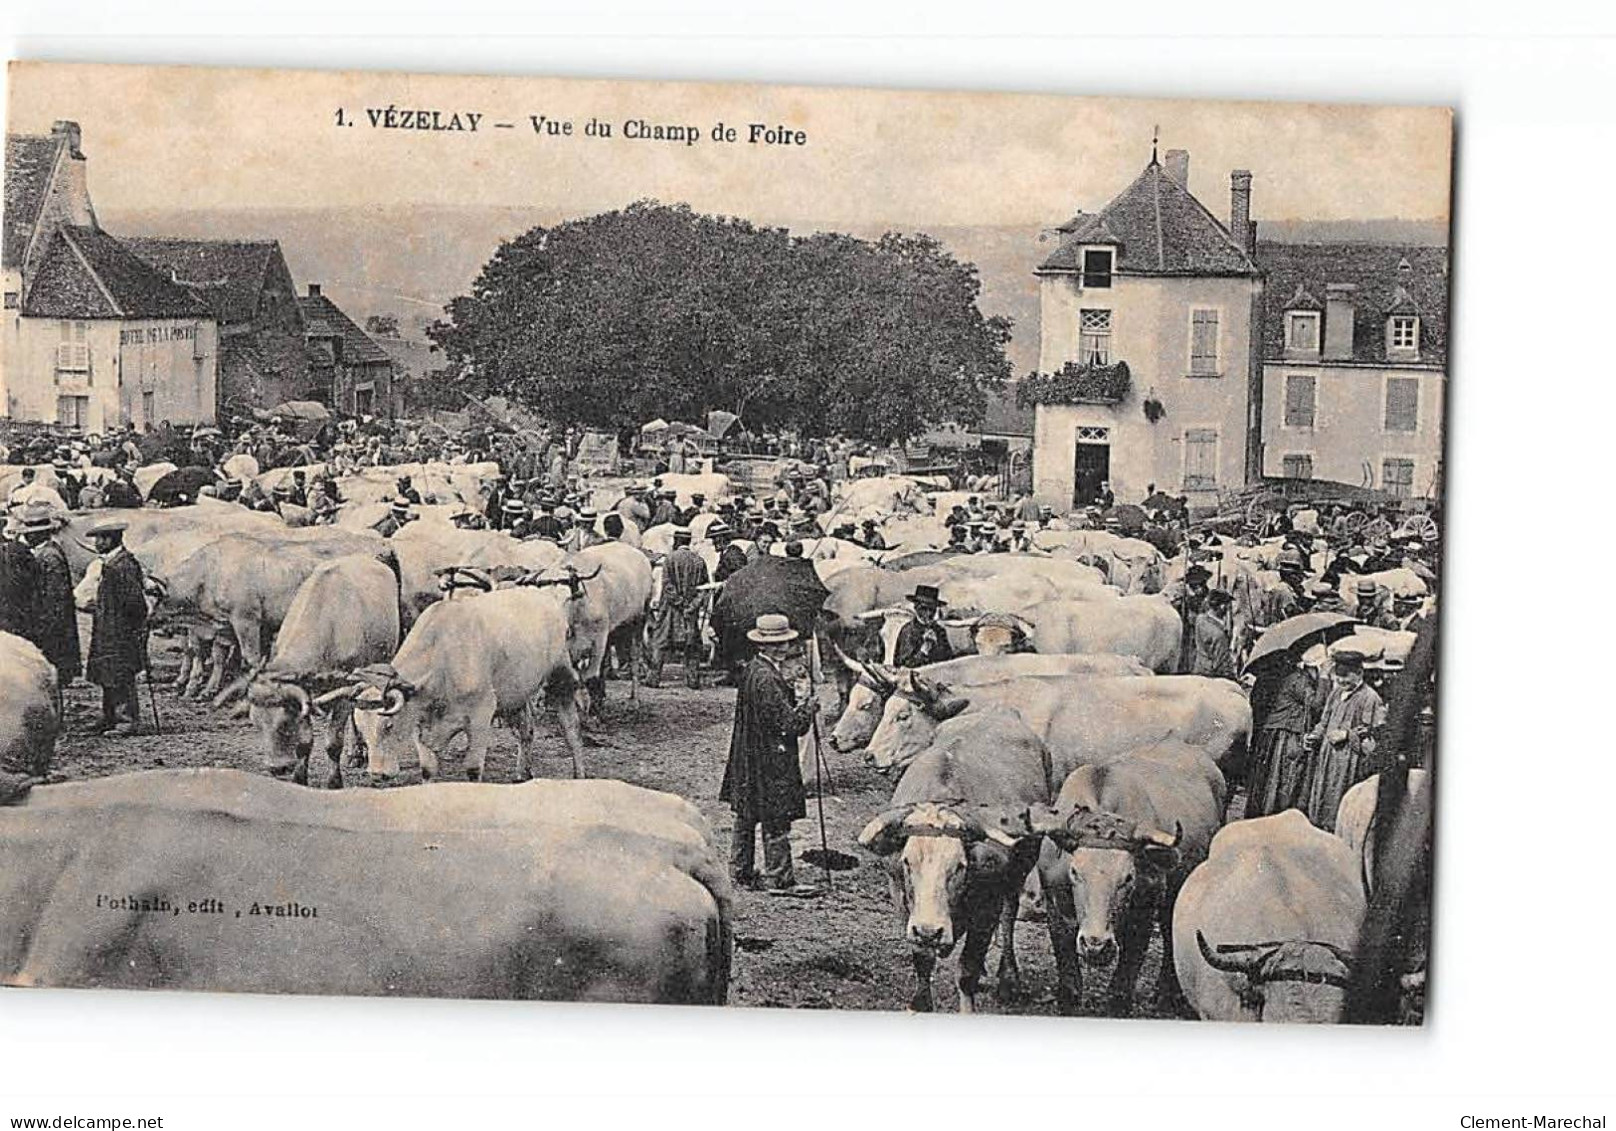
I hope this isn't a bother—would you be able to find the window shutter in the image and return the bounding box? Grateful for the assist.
[1385,378,1419,432]
[1284,374,1316,428]
[1184,428,1218,488]
[1282,454,1313,479]
[1190,310,1219,374]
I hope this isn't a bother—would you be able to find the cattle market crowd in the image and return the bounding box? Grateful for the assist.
[0,413,1435,1021]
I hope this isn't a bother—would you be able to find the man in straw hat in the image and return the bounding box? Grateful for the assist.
[893,584,953,669]
[83,520,150,736]
[720,613,818,894]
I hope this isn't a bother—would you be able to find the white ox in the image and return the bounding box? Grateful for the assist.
[857,708,1051,1013]
[1021,595,1183,673]
[1031,740,1225,1016]
[1172,811,1364,1023]
[865,669,1251,778]
[245,554,403,789]
[829,652,1151,754]
[344,583,588,780]
[0,633,58,784]
[1031,529,1166,595]
[653,472,732,509]
[1334,768,1431,892]
[0,769,731,1004]
[531,542,653,713]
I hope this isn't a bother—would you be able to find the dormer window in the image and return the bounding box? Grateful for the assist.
[1285,310,1321,353]
[1080,248,1113,289]
[1388,315,1420,356]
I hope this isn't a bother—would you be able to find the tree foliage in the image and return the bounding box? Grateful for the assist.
[428,201,1011,442]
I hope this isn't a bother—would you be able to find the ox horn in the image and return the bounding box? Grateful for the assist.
[856,805,915,856]
[1139,820,1184,849]
[1195,931,1267,976]
[311,683,365,709]
[377,686,407,717]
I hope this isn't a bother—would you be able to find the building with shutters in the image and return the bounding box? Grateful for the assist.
[1028,146,1264,513]
[3,121,219,431]
[1255,242,1447,499]
[299,284,398,419]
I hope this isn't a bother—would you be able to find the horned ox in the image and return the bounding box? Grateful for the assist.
[340,580,589,781]
[244,553,403,789]
[1029,740,1225,1016]
[1172,811,1365,1023]
[531,541,653,714]
[857,708,1050,1012]
[0,769,730,1004]
[865,669,1252,779]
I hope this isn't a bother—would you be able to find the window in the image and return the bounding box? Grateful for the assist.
[1079,309,1112,366]
[56,395,89,429]
[1389,315,1419,353]
[1080,248,1113,289]
[142,391,156,423]
[1385,377,1419,433]
[354,384,375,416]
[1383,458,1414,498]
[1189,309,1220,375]
[56,321,89,373]
[1184,428,1218,489]
[1285,311,1320,353]
[1282,453,1314,480]
[1284,373,1317,428]
[1076,426,1110,443]
[2,291,17,309]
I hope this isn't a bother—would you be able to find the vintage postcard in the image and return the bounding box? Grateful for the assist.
[0,61,1448,1022]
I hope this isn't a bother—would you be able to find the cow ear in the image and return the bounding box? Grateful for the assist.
[929,695,970,721]
[856,809,910,856]
[1023,803,1066,836]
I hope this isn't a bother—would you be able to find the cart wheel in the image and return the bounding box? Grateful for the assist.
[1244,491,1284,528]
[1344,510,1369,537]
[1401,513,1438,541]
[1364,517,1393,543]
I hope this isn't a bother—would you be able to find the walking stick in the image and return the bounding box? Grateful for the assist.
[144,668,163,735]
[806,637,835,892]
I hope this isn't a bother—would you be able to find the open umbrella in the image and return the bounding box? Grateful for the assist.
[712,555,830,641]
[1243,611,1358,674]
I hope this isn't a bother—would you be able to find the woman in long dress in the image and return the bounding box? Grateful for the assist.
[1301,650,1386,831]
[1244,651,1321,819]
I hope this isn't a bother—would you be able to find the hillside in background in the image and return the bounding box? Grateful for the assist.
[101,206,1448,383]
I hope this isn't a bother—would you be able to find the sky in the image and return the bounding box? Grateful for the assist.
[6,61,1453,229]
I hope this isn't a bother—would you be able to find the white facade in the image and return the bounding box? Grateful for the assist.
[5,314,217,431]
[1033,271,1260,512]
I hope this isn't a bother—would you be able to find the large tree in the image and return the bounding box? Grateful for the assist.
[428,201,1010,442]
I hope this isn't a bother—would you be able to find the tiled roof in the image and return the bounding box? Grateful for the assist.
[1256,241,1449,366]
[22,225,213,320]
[3,134,59,269]
[298,292,392,365]
[1038,158,1259,277]
[122,237,280,325]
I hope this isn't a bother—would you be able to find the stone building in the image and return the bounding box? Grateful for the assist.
[300,284,397,419]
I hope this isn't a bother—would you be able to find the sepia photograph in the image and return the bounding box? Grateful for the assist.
[0,61,1449,1026]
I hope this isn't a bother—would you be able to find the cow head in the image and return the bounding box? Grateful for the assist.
[828,643,898,752]
[342,665,418,779]
[1031,805,1181,966]
[245,674,314,783]
[1195,931,1354,1023]
[857,801,1025,956]
[971,613,1034,656]
[865,673,970,771]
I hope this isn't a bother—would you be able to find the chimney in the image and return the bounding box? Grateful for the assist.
[1324,283,1357,360]
[1229,170,1253,256]
[307,283,322,298]
[1163,149,1189,188]
[50,120,83,156]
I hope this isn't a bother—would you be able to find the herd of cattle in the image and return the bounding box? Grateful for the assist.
[0,459,1431,1021]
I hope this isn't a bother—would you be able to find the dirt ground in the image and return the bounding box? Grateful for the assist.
[48,628,1239,1019]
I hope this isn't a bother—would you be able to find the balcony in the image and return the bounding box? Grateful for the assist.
[1014,360,1130,409]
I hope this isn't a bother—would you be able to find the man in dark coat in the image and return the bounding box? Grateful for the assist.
[20,509,81,688]
[1174,563,1211,673]
[719,614,816,892]
[893,584,953,668]
[0,520,42,641]
[1192,589,1236,679]
[647,528,710,689]
[711,523,748,583]
[84,521,149,735]
[101,469,143,509]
